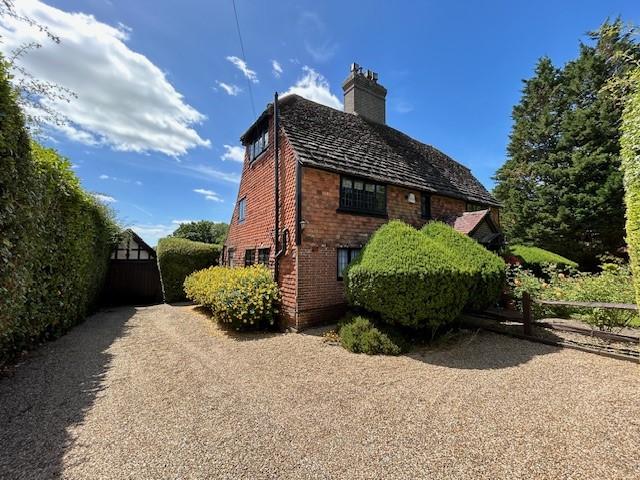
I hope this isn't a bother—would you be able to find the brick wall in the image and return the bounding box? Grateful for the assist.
[296,167,475,327]
[224,114,299,327]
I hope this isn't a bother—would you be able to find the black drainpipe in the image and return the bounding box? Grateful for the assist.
[273,92,280,281]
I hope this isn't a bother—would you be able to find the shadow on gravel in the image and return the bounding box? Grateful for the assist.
[192,306,280,342]
[0,306,136,479]
[407,329,562,370]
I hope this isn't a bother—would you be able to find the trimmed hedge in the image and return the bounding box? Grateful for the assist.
[1,57,118,363]
[184,265,280,330]
[621,69,640,307]
[422,222,505,311]
[157,237,221,302]
[509,245,578,271]
[339,315,407,355]
[345,220,473,328]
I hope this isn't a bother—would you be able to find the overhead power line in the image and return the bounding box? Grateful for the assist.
[231,0,256,117]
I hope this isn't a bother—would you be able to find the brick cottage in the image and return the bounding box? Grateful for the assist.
[223,64,502,329]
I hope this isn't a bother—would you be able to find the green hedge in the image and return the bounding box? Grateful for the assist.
[422,222,505,311]
[509,245,578,271]
[345,220,473,328]
[184,265,279,330]
[621,69,640,307]
[339,315,407,355]
[156,237,221,302]
[0,59,118,363]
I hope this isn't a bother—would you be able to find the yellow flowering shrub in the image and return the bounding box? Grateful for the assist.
[184,265,280,330]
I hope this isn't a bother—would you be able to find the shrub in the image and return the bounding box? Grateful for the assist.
[0,56,118,364]
[508,263,639,331]
[184,265,279,330]
[338,315,406,355]
[422,222,505,311]
[621,68,640,307]
[509,245,578,273]
[345,220,473,328]
[157,237,221,303]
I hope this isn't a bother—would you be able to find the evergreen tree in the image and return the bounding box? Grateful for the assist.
[494,19,640,268]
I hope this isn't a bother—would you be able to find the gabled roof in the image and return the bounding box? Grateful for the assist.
[273,95,499,206]
[123,229,156,254]
[449,209,498,235]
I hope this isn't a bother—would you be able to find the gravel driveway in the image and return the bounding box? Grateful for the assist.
[1,304,639,479]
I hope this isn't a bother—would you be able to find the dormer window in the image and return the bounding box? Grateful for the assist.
[248,121,269,162]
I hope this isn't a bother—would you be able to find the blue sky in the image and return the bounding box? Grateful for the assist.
[1,0,639,244]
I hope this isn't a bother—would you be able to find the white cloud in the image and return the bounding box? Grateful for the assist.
[271,60,283,78]
[183,164,241,184]
[298,12,338,63]
[216,81,242,96]
[172,219,195,225]
[129,224,174,246]
[283,66,342,110]
[99,174,142,185]
[221,144,244,163]
[194,188,223,203]
[226,55,258,83]
[92,193,116,203]
[0,0,210,156]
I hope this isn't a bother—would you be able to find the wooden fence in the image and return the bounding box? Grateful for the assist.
[521,292,639,343]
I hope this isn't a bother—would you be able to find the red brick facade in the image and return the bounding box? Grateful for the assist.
[225,116,500,329]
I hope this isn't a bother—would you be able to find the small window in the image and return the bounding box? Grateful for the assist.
[337,247,361,280]
[421,193,431,219]
[258,248,270,265]
[248,122,269,162]
[244,249,255,266]
[238,197,246,223]
[339,175,386,215]
[466,202,485,212]
[227,248,236,267]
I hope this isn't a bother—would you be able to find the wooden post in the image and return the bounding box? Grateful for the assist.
[522,292,533,336]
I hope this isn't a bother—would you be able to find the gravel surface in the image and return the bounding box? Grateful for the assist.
[1,304,639,479]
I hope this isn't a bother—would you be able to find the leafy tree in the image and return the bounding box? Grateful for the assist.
[171,220,228,245]
[0,0,76,130]
[494,19,640,269]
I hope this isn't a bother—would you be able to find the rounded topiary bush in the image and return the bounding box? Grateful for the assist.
[157,237,221,302]
[184,265,280,330]
[339,315,406,355]
[345,220,473,328]
[422,222,506,311]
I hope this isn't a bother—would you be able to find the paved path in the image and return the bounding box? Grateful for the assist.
[1,304,639,479]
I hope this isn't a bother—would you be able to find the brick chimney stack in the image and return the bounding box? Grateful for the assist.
[342,63,387,124]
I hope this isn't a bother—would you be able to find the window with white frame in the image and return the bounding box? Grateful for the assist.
[248,122,269,162]
[238,197,246,223]
[337,247,361,280]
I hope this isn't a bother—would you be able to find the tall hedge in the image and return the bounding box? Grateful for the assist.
[156,237,221,302]
[0,60,118,362]
[345,221,473,328]
[621,69,640,306]
[422,222,505,311]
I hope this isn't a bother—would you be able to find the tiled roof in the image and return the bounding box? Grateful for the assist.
[277,95,499,206]
[450,209,492,235]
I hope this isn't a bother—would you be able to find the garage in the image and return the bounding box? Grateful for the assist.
[102,229,162,305]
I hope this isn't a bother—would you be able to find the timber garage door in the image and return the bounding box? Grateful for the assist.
[102,229,162,305]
